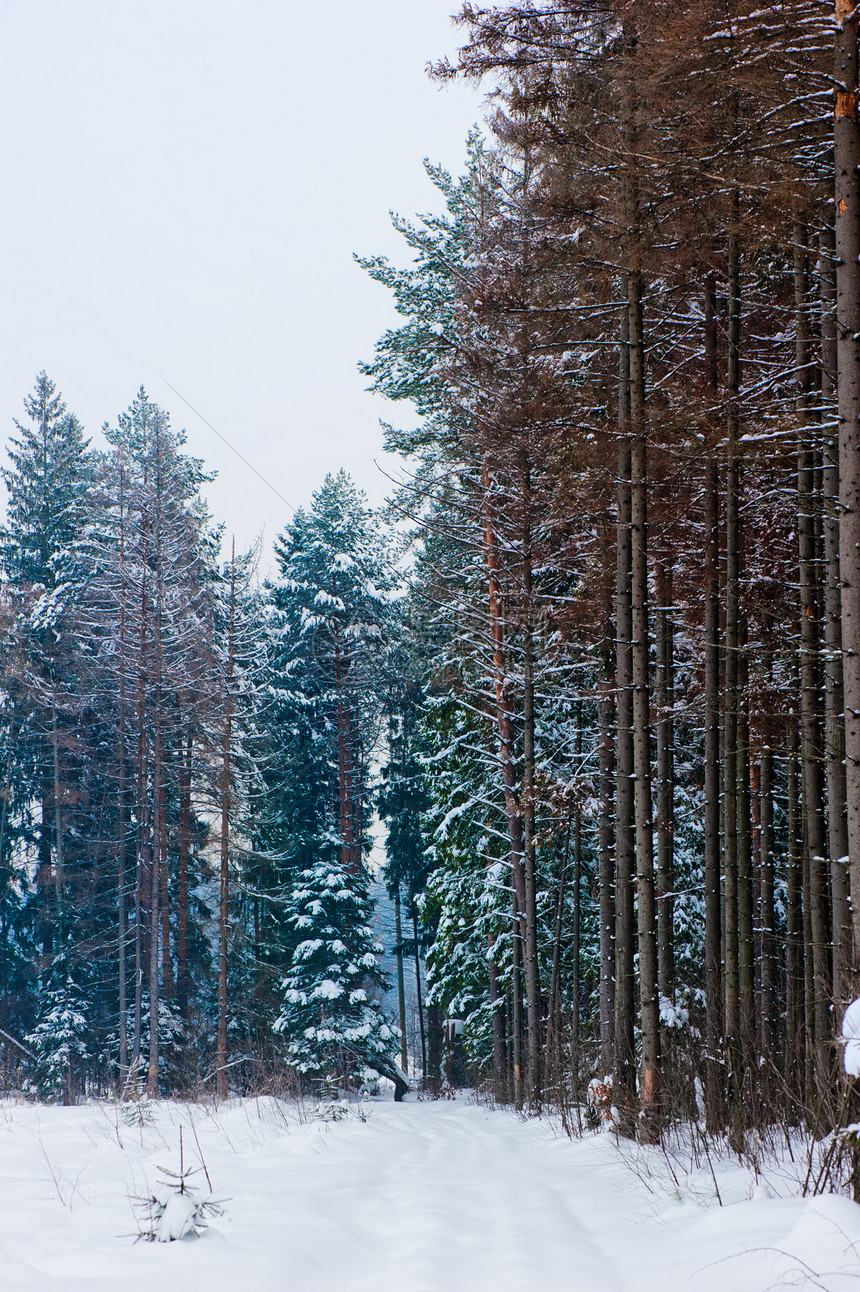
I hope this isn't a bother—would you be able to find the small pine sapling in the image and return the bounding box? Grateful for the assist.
[134,1128,224,1242]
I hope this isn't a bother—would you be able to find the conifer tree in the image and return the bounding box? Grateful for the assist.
[274,856,397,1085]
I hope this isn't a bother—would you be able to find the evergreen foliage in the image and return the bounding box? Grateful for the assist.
[274,856,396,1080]
[26,951,89,1102]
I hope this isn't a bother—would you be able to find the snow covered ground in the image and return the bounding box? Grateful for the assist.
[0,1093,859,1291]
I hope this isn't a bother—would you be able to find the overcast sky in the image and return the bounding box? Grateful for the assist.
[0,2,482,570]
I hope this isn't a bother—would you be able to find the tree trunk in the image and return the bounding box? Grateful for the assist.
[480,454,528,1105]
[519,452,542,1103]
[786,725,805,1109]
[547,817,570,1061]
[394,886,409,1073]
[412,910,427,1082]
[427,1004,443,1088]
[117,468,129,1079]
[216,548,236,1101]
[703,274,723,1133]
[511,889,524,1107]
[598,545,616,1077]
[159,815,172,1005]
[176,732,192,1017]
[819,221,853,1008]
[724,195,743,1145]
[655,561,674,1003]
[737,622,755,1072]
[757,749,776,1076]
[629,269,660,1138]
[835,0,860,984]
[796,222,832,1088]
[614,277,637,1135]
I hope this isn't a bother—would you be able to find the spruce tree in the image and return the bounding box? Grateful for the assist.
[0,373,94,1037]
[274,856,397,1085]
[26,945,90,1103]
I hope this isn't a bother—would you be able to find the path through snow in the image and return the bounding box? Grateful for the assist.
[0,1096,858,1290]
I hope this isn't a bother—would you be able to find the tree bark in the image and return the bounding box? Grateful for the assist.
[519,451,542,1102]
[394,886,409,1074]
[786,724,806,1109]
[757,749,776,1075]
[216,548,236,1101]
[819,221,853,1008]
[176,732,192,1017]
[723,196,743,1144]
[614,278,637,1134]
[655,561,675,1004]
[703,274,723,1133]
[835,0,860,983]
[629,269,660,1138]
[598,545,616,1076]
[796,222,832,1089]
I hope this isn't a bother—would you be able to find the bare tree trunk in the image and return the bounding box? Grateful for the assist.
[547,817,570,1057]
[786,724,805,1110]
[427,1005,443,1087]
[655,561,674,1003]
[598,551,616,1076]
[336,646,351,874]
[724,195,742,1146]
[117,786,128,1079]
[147,767,161,1101]
[835,0,860,987]
[519,452,542,1102]
[488,942,506,1099]
[802,815,816,1109]
[117,483,129,1079]
[629,269,660,1138]
[394,886,409,1073]
[133,570,148,1070]
[571,798,582,1104]
[117,485,130,1080]
[412,910,427,1082]
[216,547,236,1101]
[147,468,166,1101]
[703,274,723,1133]
[50,697,64,928]
[614,280,637,1135]
[176,732,192,1017]
[511,889,524,1107]
[737,624,755,1073]
[758,749,776,1078]
[819,221,853,1008]
[796,223,833,1088]
[159,815,172,1006]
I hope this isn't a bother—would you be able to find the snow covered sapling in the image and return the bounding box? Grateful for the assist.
[26,962,89,1103]
[274,856,399,1087]
[134,1129,224,1242]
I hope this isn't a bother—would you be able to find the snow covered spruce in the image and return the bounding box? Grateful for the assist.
[273,856,402,1094]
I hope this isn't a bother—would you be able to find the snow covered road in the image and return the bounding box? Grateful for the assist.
[1,1096,859,1290]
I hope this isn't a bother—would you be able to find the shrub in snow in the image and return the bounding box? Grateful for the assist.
[274,856,398,1085]
[586,1076,616,1132]
[134,1136,224,1242]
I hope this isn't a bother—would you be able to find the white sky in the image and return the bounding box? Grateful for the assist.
[0,1,482,572]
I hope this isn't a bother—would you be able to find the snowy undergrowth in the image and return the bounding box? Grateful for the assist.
[0,1093,858,1290]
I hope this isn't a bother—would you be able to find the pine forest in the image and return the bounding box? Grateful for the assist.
[7,0,860,1210]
